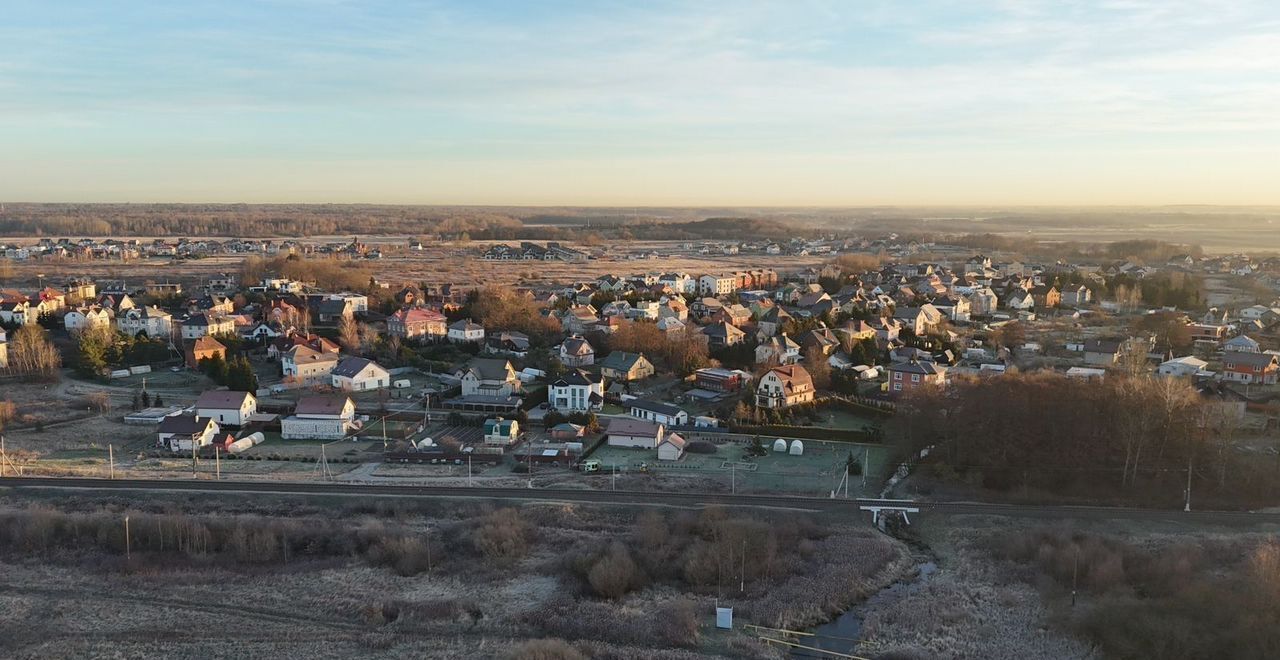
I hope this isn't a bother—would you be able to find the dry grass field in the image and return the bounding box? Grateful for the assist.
[0,492,911,660]
[0,240,827,291]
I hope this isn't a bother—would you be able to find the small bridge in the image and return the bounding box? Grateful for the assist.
[858,498,920,529]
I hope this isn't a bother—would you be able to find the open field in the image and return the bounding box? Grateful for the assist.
[0,490,911,659]
[0,240,828,290]
[857,513,1280,659]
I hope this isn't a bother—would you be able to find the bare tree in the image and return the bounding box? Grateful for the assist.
[6,325,61,381]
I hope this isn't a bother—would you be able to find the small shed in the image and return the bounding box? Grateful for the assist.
[657,433,686,461]
[789,439,805,456]
[772,438,787,453]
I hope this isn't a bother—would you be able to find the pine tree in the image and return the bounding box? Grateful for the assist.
[141,390,152,407]
[153,393,164,407]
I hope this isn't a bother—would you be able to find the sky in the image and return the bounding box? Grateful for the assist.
[1,0,1278,206]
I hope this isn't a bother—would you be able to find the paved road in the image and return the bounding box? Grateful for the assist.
[4,476,1280,525]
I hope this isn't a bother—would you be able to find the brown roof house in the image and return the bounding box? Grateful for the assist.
[186,335,227,369]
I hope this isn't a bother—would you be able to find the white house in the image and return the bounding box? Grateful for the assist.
[282,344,341,385]
[549,369,604,412]
[628,399,689,427]
[330,357,391,391]
[699,274,737,296]
[1157,356,1209,378]
[483,417,520,445]
[156,413,220,453]
[195,390,257,427]
[457,358,522,397]
[181,312,236,340]
[606,418,664,449]
[559,335,596,367]
[657,432,686,461]
[64,306,113,334]
[448,319,486,343]
[117,306,172,338]
[281,395,357,440]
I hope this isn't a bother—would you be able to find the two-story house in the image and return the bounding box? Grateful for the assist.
[457,358,522,397]
[755,365,816,409]
[387,307,447,339]
[599,351,655,382]
[549,369,604,412]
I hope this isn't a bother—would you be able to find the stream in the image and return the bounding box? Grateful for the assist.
[790,539,937,658]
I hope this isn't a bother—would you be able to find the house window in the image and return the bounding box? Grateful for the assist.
[893,383,902,391]
[912,374,920,383]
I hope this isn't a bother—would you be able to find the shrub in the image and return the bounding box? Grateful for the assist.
[684,440,717,455]
[587,542,644,599]
[501,639,586,660]
[473,508,531,562]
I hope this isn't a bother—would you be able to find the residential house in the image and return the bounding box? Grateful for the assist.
[330,357,391,391]
[1224,335,1261,353]
[894,304,944,336]
[486,330,530,356]
[559,335,596,367]
[186,336,227,369]
[756,334,801,365]
[800,327,841,357]
[0,300,34,326]
[967,288,999,316]
[756,306,792,338]
[387,307,447,340]
[629,399,689,426]
[1030,285,1061,309]
[282,344,341,385]
[483,417,521,445]
[281,395,357,440]
[448,319,485,343]
[1222,352,1280,385]
[457,358,522,397]
[1060,285,1092,308]
[702,321,746,348]
[156,414,220,453]
[63,306,112,334]
[755,365,816,409]
[0,329,7,368]
[599,351,655,382]
[549,369,604,413]
[656,316,686,337]
[1157,356,1209,378]
[887,359,947,395]
[117,306,172,338]
[606,418,664,448]
[195,390,258,427]
[180,312,235,340]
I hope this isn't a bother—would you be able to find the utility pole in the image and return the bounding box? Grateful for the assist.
[731,462,736,494]
[1071,546,1079,607]
[215,446,221,480]
[124,515,131,559]
[1184,452,1194,512]
[109,444,115,479]
[1,435,6,477]
[191,437,198,478]
[467,455,472,487]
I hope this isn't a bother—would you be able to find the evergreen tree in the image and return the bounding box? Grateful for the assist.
[141,390,152,407]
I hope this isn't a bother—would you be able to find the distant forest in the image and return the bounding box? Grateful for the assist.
[0,204,824,241]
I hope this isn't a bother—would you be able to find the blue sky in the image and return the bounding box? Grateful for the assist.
[2,0,1277,204]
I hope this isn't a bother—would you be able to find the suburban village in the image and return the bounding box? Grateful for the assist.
[2,230,1280,506]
